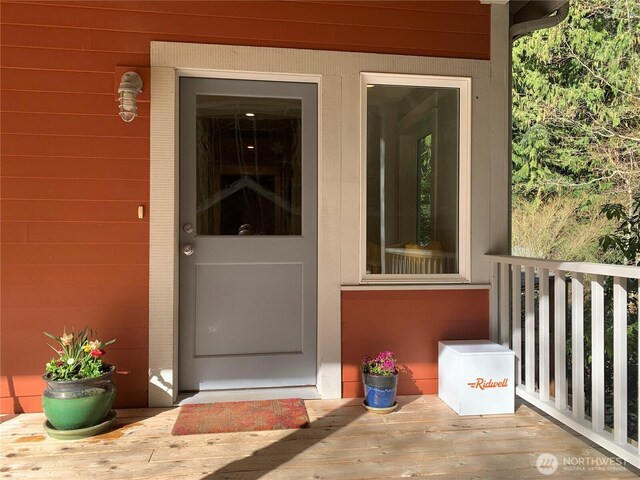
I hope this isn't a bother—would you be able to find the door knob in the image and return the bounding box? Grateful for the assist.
[182,245,194,256]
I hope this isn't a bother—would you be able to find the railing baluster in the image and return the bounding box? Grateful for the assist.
[591,274,605,433]
[539,268,550,401]
[512,264,522,386]
[613,276,628,445]
[554,270,567,410]
[525,266,535,393]
[486,256,639,468]
[499,262,510,348]
[572,272,585,420]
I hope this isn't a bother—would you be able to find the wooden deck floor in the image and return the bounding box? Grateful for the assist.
[1,395,637,479]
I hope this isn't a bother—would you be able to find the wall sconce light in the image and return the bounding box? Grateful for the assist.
[118,71,143,122]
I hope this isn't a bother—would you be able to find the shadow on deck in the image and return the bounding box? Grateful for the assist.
[1,395,638,479]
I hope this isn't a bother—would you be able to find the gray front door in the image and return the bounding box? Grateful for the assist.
[178,77,318,391]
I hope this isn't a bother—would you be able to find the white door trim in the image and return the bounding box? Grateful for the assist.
[149,46,340,407]
[149,41,490,406]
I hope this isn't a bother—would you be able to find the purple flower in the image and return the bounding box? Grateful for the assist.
[360,350,398,376]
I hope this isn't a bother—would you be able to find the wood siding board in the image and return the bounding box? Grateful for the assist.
[25,0,490,22]
[1,68,114,94]
[1,244,149,266]
[1,200,148,222]
[1,91,150,117]
[24,222,149,244]
[2,264,149,287]
[331,1,490,15]
[0,222,29,243]
[2,134,149,158]
[1,285,149,309]
[1,46,150,73]
[1,112,149,138]
[1,157,150,180]
[1,27,488,60]
[1,178,149,201]
[0,307,148,329]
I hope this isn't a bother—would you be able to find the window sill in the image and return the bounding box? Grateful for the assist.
[341,284,490,291]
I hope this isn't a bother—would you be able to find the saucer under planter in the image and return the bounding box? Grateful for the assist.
[42,364,116,431]
[43,410,117,440]
[363,400,398,414]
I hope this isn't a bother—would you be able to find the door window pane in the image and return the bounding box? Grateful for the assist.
[366,84,460,275]
[195,95,302,235]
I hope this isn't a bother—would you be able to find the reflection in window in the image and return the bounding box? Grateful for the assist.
[417,134,433,247]
[195,95,302,236]
[366,84,460,275]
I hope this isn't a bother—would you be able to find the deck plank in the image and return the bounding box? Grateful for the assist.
[1,395,637,479]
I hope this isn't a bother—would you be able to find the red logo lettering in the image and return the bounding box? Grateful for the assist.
[466,378,509,390]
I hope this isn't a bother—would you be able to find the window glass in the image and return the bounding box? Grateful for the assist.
[195,95,302,235]
[366,84,460,275]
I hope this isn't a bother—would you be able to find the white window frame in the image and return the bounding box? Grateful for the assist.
[360,73,471,283]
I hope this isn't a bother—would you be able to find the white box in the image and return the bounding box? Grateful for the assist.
[438,340,515,415]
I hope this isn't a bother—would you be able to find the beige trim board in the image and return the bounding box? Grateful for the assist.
[149,42,492,407]
[341,284,491,291]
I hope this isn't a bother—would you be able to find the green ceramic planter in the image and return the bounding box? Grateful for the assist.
[42,364,116,431]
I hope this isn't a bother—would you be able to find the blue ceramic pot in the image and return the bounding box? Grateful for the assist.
[362,372,398,408]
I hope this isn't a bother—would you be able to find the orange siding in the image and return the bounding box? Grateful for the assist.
[0,0,489,413]
[342,290,490,397]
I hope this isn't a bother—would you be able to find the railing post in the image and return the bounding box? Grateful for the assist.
[571,272,585,420]
[591,274,605,433]
[554,270,567,410]
[613,276,628,445]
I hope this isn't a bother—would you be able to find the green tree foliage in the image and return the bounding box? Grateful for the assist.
[512,194,616,261]
[512,0,640,202]
[600,195,640,265]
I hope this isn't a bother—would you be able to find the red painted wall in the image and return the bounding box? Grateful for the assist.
[0,0,490,413]
[342,290,490,397]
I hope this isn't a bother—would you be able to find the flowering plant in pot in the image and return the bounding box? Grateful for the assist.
[361,351,399,411]
[42,326,117,437]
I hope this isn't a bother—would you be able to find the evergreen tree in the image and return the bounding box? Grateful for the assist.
[512,0,640,203]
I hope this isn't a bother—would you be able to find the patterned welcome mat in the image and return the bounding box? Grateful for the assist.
[171,398,310,435]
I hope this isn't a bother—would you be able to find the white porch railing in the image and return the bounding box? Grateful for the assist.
[385,247,454,274]
[486,254,640,468]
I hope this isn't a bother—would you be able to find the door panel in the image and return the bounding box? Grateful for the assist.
[194,263,303,357]
[179,77,317,391]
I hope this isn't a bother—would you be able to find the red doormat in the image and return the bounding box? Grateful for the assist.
[171,398,310,435]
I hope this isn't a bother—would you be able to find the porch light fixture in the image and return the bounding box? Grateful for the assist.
[118,71,143,122]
